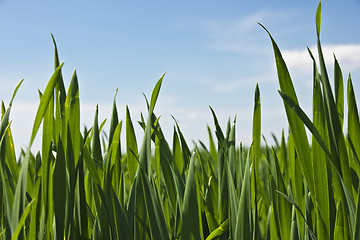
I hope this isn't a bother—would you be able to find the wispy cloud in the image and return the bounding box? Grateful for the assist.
[193,74,276,94]
[197,10,300,54]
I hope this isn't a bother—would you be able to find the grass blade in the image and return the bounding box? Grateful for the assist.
[29,62,64,147]
[181,151,203,240]
[126,105,138,183]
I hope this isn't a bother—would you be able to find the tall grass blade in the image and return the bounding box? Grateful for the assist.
[65,70,80,163]
[316,1,352,194]
[139,167,170,240]
[126,105,138,183]
[53,139,67,240]
[260,23,315,197]
[334,56,344,127]
[181,151,203,240]
[11,198,36,240]
[348,75,360,170]
[29,62,64,147]
[11,148,31,239]
[234,150,251,240]
[310,50,331,239]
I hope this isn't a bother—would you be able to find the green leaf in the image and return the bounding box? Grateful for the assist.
[111,188,132,239]
[181,151,203,240]
[29,62,64,147]
[11,198,37,240]
[334,56,344,127]
[234,150,251,240]
[311,56,331,238]
[139,167,170,240]
[108,88,119,148]
[334,201,351,240]
[11,148,31,238]
[260,23,315,197]
[126,105,138,183]
[348,75,360,171]
[316,1,321,37]
[206,218,230,240]
[53,139,67,240]
[92,105,103,164]
[150,73,165,113]
[65,69,81,163]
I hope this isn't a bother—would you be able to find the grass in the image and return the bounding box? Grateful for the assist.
[1,1,359,239]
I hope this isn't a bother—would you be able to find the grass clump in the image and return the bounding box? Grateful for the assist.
[1,2,359,239]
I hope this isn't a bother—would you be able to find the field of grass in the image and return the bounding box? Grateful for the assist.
[1,2,360,239]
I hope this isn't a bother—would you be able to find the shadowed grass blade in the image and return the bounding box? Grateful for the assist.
[53,139,67,240]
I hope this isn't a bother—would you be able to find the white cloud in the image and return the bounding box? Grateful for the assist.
[282,43,360,76]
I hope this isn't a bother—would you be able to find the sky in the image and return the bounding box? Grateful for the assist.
[0,0,359,154]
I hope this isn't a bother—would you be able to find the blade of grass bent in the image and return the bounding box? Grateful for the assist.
[260,23,315,197]
[29,62,64,148]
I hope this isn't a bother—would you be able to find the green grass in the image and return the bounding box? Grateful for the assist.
[1,1,359,239]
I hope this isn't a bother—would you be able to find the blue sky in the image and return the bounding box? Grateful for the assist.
[0,0,360,153]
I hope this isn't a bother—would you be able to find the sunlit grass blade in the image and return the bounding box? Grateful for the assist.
[29,62,64,147]
[334,56,344,127]
[316,2,352,194]
[126,105,138,183]
[181,151,203,240]
[276,190,317,239]
[173,126,184,175]
[173,117,191,169]
[108,122,122,194]
[139,167,170,240]
[260,23,315,197]
[65,70,80,163]
[109,88,119,144]
[347,75,360,172]
[308,46,331,239]
[206,218,230,240]
[334,201,351,239]
[234,149,251,240]
[150,73,165,113]
[11,198,36,240]
[11,148,31,239]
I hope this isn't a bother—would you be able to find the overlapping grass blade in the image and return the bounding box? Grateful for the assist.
[181,151,203,240]
[126,105,138,183]
[316,2,352,195]
[260,23,315,198]
[29,62,64,147]
[11,198,36,240]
